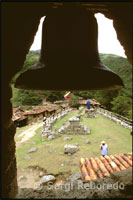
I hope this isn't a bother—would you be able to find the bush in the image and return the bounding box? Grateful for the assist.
[111,95,132,118]
[68,93,80,109]
[15,89,42,105]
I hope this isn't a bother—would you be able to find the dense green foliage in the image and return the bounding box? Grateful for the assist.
[16,90,42,105]
[68,93,80,109]
[111,95,132,119]
[11,51,40,84]
[42,90,65,102]
[11,51,132,119]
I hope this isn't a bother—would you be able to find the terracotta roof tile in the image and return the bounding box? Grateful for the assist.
[110,155,126,171]
[114,154,130,168]
[79,158,91,181]
[12,105,60,121]
[79,153,132,181]
[104,155,121,172]
[119,154,132,166]
[79,99,101,105]
[25,106,48,115]
[23,105,59,115]
[80,100,87,105]
[13,108,24,113]
[100,156,114,173]
[12,112,27,121]
[95,157,110,177]
[128,156,132,160]
[90,99,101,105]
[90,158,103,179]
[85,158,97,180]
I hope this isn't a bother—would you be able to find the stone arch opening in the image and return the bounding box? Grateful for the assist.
[30,16,46,52]
[95,13,126,58]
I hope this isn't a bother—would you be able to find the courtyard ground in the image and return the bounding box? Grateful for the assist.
[15,109,132,189]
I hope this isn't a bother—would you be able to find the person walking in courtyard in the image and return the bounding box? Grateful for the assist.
[87,99,91,110]
[43,117,47,129]
[100,141,108,156]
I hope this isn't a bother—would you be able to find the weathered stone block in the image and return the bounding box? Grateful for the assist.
[64,144,79,154]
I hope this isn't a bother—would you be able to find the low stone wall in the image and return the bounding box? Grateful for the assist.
[97,108,132,130]
[58,116,90,135]
[42,108,72,140]
[85,108,97,118]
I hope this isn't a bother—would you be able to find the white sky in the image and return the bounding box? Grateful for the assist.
[30,13,126,58]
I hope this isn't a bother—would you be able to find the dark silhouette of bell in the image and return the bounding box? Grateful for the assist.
[15,7,124,90]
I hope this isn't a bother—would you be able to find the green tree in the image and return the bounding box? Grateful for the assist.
[42,91,64,102]
[68,93,80,109]
[45,92,60,102]
[111,95,132,117]
[11,51,39,84]
[128,109,132,120]
[93,90,119,110]
[16,89,42,105]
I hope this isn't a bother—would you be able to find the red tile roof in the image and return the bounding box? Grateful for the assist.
[12,112,27,121]
[24,106,48,115]
[79,99,101,105]
[79,153,132,181]
[90,99,101,105]
[13,108,24,113]
[12,105,60,121]
[24,105,59,115]
[47,107,58,112]
[80,100,87,105]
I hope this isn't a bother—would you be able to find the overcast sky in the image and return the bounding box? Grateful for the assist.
[30,13,126,58]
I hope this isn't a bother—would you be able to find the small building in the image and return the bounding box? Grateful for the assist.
[22,105,60,123]
[90,99,101,108]
[13,107,24,114]
[60,104,68,110]
[24,106,48,123]
[79,99,101,109]
[47,104,62,117]
[54,100,69,108]
[12,104,64,126]
[12,109,28,127]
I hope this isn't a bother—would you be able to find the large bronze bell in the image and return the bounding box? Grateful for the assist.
[15,7,124,91]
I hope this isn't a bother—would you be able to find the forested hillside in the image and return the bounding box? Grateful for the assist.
[11,51,132,119]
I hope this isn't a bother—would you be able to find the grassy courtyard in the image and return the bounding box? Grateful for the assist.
[15,109,132,174]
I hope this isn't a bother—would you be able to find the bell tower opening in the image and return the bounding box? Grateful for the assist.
[30,14,126,59]
[30,16,45,52]
[95,13,126,58]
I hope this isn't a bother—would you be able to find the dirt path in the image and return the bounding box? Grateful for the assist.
[17,168,41,189]
[17,167,70,190]
[16,122,43,147]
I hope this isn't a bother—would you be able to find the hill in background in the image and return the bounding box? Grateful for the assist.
[100,54,132,96]
[11,52,132,119]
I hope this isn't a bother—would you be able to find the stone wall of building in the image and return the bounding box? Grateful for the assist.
[58,116,90,135]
